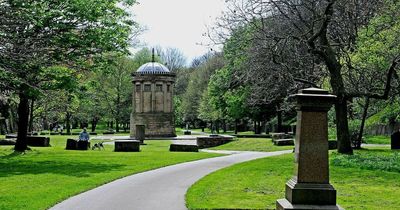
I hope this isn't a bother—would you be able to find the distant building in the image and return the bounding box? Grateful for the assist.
[130,58,176,138]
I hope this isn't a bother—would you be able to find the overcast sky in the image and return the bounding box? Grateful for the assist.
[131,0,225,63]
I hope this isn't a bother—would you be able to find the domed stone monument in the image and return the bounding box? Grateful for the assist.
[130,53,176,138]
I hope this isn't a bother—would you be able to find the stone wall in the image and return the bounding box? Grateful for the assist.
[365,123,400,136]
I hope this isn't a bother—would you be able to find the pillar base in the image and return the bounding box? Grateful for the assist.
[286,178,337,205]
[277,199,344,210]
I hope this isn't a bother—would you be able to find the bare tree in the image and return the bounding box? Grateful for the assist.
[211,0,399,154]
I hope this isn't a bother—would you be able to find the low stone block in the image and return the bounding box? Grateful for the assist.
[183,130,191,135]
[5,134,17,138]
[197,136,234,149]
[0,139,16,145]
[169,144,198,152]
[272,133,293,142]
[66,139,78,150]
[391,131,400,150]
[115,140,140,152]
[274,139,295,146]
[77,141,90,150]
[328,140,337,150]
[27,136,50,147]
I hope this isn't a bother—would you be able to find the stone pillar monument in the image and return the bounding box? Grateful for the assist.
[276,88,343,210]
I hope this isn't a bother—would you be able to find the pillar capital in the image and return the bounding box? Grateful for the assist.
[293,88,336,112]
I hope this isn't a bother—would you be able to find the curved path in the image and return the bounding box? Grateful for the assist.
[51,150,292,210]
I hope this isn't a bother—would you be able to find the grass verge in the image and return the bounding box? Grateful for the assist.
[208,138,294,152]
[0,136,221,210]
[186,148,400,210]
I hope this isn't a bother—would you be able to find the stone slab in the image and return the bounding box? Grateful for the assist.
[0,139,16,145]
[274,139,295,146]
[272,133,293,142]
[196,136,234,149]
[169,144,198,152]
[66,139,78,150]
[76,141,90,150]
[27,136,50,147]
[277,199,344,210]
[115,140,140,152]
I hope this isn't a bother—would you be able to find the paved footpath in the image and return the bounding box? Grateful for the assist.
[51,150,292,210]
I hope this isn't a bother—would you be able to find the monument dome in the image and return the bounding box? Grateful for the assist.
[137,62,170,74]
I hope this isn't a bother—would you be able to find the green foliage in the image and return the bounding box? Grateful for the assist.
[331,149,400,172]
[181,54,224,122]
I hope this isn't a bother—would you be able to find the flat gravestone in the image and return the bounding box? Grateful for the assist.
[169,144,198,152]
[115,140,140,152]
[27,136,50,147]
[274,139,294,146]
[77,141,90,150]
[391,130,400,150]
[66,139,78,150]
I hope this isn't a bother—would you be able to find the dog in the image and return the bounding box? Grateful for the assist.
[91,142,104,150]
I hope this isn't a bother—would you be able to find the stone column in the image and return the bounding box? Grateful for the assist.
[135,124,145,144]
[276,88,343,210]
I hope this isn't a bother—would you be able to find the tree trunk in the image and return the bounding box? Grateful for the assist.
[28,99,35,132]
[222,119,227,133]
[116,119,119,132]
[110,121,114,129]
[91,118,97,132]
[357,97,370,149]
[234,119,238,134]
[277,105,282,133]
[15,90,30,151]
[66,112,71,135]
[335,99,353,154]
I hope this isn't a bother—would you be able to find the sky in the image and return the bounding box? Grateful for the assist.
[130,0,226,63]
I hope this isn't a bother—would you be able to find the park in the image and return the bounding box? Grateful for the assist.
[1,0,400,209]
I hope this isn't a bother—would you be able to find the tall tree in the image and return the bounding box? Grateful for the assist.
[0,0,138,151]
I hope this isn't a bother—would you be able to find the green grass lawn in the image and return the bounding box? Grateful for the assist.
[208,138,294,152]
[0,136,221,210]
[186,148,400,210]
[364,135,390,144]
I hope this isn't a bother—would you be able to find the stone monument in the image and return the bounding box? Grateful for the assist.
[391,129,400,150]
[276,88,343,210]
[130,50,176,138]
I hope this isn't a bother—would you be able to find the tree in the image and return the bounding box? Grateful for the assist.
[0,0,138,151]
[181,53,224,126]
[155,47,187,72]
[212,0,399,154]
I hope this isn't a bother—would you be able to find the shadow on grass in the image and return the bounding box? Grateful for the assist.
[0,158,125,178]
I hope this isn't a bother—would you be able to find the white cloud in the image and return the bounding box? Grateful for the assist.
[130,0,225,63]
